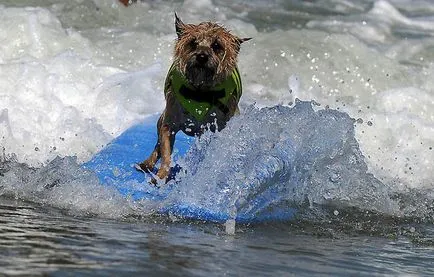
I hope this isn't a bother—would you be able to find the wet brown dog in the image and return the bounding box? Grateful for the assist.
[137,14,250,183]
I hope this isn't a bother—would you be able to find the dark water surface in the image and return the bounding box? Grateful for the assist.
[1,197,433,276]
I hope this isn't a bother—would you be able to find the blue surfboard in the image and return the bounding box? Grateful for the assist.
[82,114,194,199]
[83,113,297,223]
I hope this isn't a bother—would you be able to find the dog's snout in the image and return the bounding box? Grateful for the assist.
[196,53,209,64]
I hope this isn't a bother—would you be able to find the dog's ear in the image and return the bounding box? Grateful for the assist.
[175,13,185,39]
[237,37,252,45]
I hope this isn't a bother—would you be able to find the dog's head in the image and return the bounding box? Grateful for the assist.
[173,14,251,89]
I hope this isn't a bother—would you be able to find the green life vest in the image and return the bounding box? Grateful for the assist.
[166,63,242,121]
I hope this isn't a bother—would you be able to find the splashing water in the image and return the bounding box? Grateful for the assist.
[165,101,399,221]
[3,100,430,224]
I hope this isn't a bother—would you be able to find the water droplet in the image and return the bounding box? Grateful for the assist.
[224,219,236,235]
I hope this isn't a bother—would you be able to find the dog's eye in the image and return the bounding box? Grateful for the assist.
[212,41,222,52]
[189,39,198,49]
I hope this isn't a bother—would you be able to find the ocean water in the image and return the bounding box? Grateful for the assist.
[0,0,434,276]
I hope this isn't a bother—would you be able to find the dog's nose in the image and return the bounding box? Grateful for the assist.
[196,53,209,64]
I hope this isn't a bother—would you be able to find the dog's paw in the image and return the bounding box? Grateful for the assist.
[135,161,154,173]
[149,173,168,188]
[156,166,170,181]
[134,163,147,173]
[149,177,159,187]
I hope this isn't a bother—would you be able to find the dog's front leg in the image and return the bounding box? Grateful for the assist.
[155,124,175,181]
[138,115,164,173]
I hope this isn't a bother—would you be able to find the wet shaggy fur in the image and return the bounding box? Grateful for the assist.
[174,21,245,88]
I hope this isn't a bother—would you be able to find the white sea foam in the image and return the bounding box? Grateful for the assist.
[0,5,164,166]
[0,0,433,218]
[0,156,142,218]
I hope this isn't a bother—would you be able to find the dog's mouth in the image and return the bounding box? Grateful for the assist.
[185,62,217,89]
